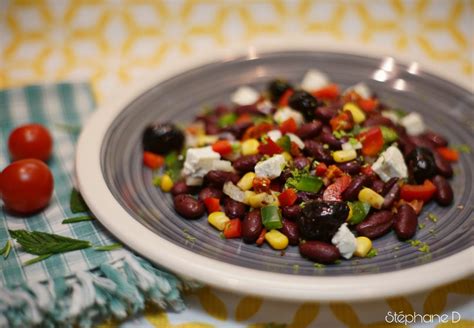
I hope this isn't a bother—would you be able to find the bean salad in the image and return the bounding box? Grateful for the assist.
[141,69,458,264]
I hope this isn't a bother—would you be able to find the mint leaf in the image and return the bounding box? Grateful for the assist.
[9,229,92,255]
[70,189,89,213]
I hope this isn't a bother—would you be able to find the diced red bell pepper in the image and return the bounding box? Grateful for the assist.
[236,113,252,124]
[436,147,459,162]
[330,111,354,131]
[357,98,378,112]
[253,176,271,193]
[278,89,294,107]
[223,219,242,239]
[360,164,375,177]
[203,197,221,213]
[400,180,437,202]
[256,228,267,246]
[322,175,352,201]
[357,127,384,156]
[278,188,298,206]
[242,122,273,140]
[315,162,328,176]
[258,137,283,155]
[312,84,339,100]
[143,151,164,169]
[212,140,233,156]
[290,142,302,157]
[279,117,297,134]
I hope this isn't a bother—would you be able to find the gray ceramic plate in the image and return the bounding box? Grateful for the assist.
[77,47,474,301]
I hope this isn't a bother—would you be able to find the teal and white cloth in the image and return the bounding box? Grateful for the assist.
[0,83,191,327]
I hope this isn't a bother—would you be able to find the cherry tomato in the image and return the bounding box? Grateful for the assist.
[8,124,53,162]
[0,159,54,215]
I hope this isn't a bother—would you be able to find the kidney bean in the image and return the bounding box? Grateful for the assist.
[393,204,417,240]
[355,210,393,239]
[205,123,220,135]
[214,105,230,115]
[235,104,262,116]
[315,104,339,122]
[382,177,399,195]
[221,121,253,139]
[370,179,385,194]
[433,152,453,178]
[320,127,344,149]
[280,219,300,245]
[432,175,453,206]
[363,115,395,128]
[282,205,301,220]
[341,175,369,201]
[408,136,435,151]
[173,194,205,220]
[296,121,322,139]
[224,197,247,219]
[242,209,263,243]
[299,241,341,264]
[303,140,333,163]
[337,160,361,175]
[198,187,223,201]
[422,131,448,147]
[382,182,401,209]
[398,134,416,157]
[171,181,189,196]
[293,156,311,170]
[204,170,240,187]
[233,154,263,172]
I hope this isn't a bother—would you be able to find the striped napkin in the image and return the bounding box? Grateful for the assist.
[0,83,192,328]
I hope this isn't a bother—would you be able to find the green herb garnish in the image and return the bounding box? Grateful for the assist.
[366,248,378,258]
[218,113,237,128]
[452,144,471,154]
[95,243,122,251]
[408,239,430,253]
[164,151,183,181]
[314,263,325,269]
[70,189,89,213]
[9,229,92,256]
[62,215,95,224]
[428,213,438,222]
[1,240,12,259]
[418,223,425,229]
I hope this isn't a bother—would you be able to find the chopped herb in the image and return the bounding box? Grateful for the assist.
[292,264,300,273]
[152,175,162,187]
[314,263,325,269]
[393,108,407,118]
[9,229,92,256]
[70,189,89,213]
[62,215,95,224]
[452,144,471,154]
[428,213,438,223]
[23,254,53,266]
[164,151,183,182]
[218,113,237,128]
[348,137,359,146]
[366,248,378,258]
[95,243,122,251]
[218,232,225,240]
[350,124,362,135]
[408,240,430,253]
[334,260,342,264]
[418,223,425,229]
[1,240,12,259]
[429,228,436,234]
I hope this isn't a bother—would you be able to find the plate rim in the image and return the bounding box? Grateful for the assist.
[76,41,474,302]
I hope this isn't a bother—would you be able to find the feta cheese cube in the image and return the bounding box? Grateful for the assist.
[231,86,259,106]
[400,112,426,136]
[182,146,221,183]
[286,133,305,149]
[371,145,408,182]
[274,106,304,126]
[267,130,282,142]
[255,154,286,179]
[381,110,400,124]
[345,82,371,99]
[301,69,329,92]
[331,223,357,259]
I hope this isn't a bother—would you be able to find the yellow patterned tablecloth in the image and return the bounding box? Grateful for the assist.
[1,1,473,327]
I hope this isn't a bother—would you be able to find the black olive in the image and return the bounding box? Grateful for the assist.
[268,79,293,103]
[297,200,349,243]
[142,122,185,155]
[288,90,319,121]
[406,147,436,184]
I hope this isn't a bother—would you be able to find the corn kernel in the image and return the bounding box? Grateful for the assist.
[243,190,256,205]
[241,138,260,155]
[346,202,353,221]
[358,187,384,209]
[343,102,366,124]
[354,236,373,257]
[332,149,357,163]
[248,192,278,208]
[208,212,230,231]
[265,229,289,250]
[237,172,256,191]
[160,174,174,192]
